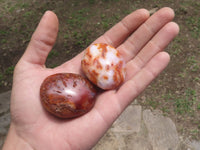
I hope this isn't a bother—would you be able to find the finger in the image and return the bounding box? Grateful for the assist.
[22,11,59,66]
[125,22,179,80]
[67,9,149,65]
[94,9,149,47]
[117,52,170,109]
[118,7,175,62]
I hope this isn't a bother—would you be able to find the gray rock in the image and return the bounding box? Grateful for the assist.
[0,90,11,135]
[186,140,200,150]
[190,141,200,150]
[0,91,11,149]
[0,91,11,114]
[0,112,10,149]
[0,113,10,135]
[111,105,142,134]
[93,105,143,150]
[125,135,153,150]
[93,131,127,150]
[143,109,179,150]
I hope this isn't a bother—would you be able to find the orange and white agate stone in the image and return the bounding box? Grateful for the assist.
[81,43,126,90]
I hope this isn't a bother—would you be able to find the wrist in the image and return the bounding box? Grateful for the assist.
[2,124,33,150]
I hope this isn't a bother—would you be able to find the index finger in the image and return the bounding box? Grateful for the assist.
[94,9,149,47]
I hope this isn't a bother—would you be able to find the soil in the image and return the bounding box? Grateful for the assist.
[0,0,199,141]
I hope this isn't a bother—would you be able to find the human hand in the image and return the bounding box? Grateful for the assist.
[3,7,179,150]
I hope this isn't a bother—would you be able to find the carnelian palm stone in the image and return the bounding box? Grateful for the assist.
[40,73,97,118]
[81,43,126,90]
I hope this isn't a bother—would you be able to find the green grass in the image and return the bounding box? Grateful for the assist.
[64,7,96,48]
[194,77,200,81]
[0,73,3,86]
[2,0,29,14]
[184,1,200,39]
[145,98,160,109]
[1,39,7,44]
[163,92,174,101]
[88,0,95,4]
[191,64,199,72]
[187,56,197,64]
[0,30,9,35]
[161,88,198,115]
[197,103,200,110]
[0,73,3,80]
[100,14,120,31]
[186,16,200,39]
[72,31,92,48]
[161,107,170,116]
[186,56,199,72]
[5,66,14,75]
[49,64,59,69]
[169,37,183,56]
[47,50,59,59]
[67,8,89,28]
[190,129,199,139]
[23,11,34,18]
[174,88,197,114]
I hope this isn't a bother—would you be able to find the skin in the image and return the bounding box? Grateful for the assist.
[3,7,179,150]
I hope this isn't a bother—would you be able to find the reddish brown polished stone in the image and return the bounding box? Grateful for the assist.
[40,73,97,119]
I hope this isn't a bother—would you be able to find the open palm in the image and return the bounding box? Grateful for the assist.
[5,8,179,150]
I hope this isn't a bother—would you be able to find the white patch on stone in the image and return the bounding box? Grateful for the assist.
[90,45,100,58]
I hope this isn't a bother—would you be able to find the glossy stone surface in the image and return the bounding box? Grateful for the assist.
[40,73,97,119]
[81,43,126,90]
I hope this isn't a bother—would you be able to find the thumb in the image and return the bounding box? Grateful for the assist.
[21,11,59,67]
